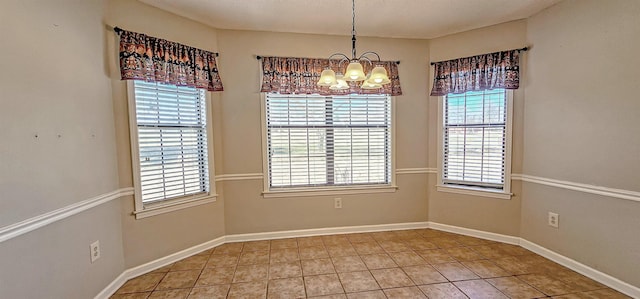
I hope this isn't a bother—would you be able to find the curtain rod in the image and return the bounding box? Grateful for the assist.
[256,55,400,65]
[429,47,528,65]
[112,26,219,57]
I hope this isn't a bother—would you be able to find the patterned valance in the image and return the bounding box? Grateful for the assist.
[117,29,223,92]
[260,56,402,96]
[430,50,520,96]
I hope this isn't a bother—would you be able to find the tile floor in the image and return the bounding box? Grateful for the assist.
[111,229,630,298]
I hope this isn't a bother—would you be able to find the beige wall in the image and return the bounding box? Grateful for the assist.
[215,29,431,234]
[0,0,124,297]
[426,20,528,236]
[104,0,227,268]
[522,0,640,287]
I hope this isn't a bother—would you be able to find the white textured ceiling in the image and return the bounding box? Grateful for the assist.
[139,0,561,39]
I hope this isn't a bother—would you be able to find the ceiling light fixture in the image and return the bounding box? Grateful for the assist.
[317,0,391,90]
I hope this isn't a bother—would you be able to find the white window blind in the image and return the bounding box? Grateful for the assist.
[133,81,210,204]
[266,94,391,189]
[443,89,506,189]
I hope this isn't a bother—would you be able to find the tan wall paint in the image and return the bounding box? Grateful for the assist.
[426,20,527,236]
[0,0,124,297]
[216,29,430,234]
[522,0,640,287]
[104,0,226,267]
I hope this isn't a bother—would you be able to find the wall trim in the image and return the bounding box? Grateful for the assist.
[520,239,640,298]
[512,174,640,203]
[215,173,264,182]
[95,236,225,299]
[427,222,520,245]
[0,187,134,243]
[396,168,437,175]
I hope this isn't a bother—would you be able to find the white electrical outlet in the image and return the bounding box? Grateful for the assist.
[90,240,101,263]
[548,212,559,228]
[334,198,342,209]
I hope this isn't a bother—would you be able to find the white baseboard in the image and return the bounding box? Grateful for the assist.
[427,222,520,245]
[520,239,640,299]
[95,236,225,299]
[225,222,429,242]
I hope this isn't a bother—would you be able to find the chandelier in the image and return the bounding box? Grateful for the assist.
[316,0,391,90]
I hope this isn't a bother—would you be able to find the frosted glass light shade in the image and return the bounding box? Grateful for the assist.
[361,79,382,89]
[317,69,337,86]
[370,65,391,84]
[345,61,366,81]
[330,74,350,90]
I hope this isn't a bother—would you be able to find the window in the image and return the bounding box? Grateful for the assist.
[128,81,215,218]
[438,89,512,199]
[263,94,395,196]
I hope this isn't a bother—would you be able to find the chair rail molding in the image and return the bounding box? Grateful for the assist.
[0,187,134,243]
[512,174,640,202]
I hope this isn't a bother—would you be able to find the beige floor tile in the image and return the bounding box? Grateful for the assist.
[346,233,375,243]
[446,247,485,262]
[242,240,270,252]
[370,268,414,289]
[352,242,385,255]
[310,294,347,299]
[187,285,230,299]
[454,279,509,299]
[326,244,358,257]
[431,237,464,248]
[551,293,591,299]
[383,286,427,298]
[117,273,166,294]
[394,230,422,240]
[297,236,325,248]
[388,251,427,267]
[147,288,190,299]
[270,248,300,264]
[227,281,267,298]
[322,235,350,246]
[455,236,492,246]
[338,271,380,293]
[487,276,546,299]
[195,267,235,286]
[418,282,468,299]
[332,256,368,273]
[402,265,448,285]
[232,264,268,283]
[361,253,398,270]
[370,231,398,242]
[304,274,345,297]
[581,288,632,298]
[470,245,510,259]
[432,262,480,281]
[271,238,298,249]
[213,242,244,254]
[416,249,456,264]
[405,238,438,251]
[238,250,270,265]
[150,264,174,274]
[493,243,532,256]
[110,292,151,299]
[345,290,386,299]
[206,253,239,268]
[377,240,410,252]
[518,274,575,296]
[155,270,200,290]
[171,255,209,271]
[300,246,330,260]
[494,256,534,275]
[551,270,607,292]
[269,261,303,279]
[462,260,510,278]
[302,258,336,276]
[268,277,306,299]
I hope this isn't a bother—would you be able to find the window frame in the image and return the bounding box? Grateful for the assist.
[436,89,513,200]
[127,81,217,219]
[260,93,397,198]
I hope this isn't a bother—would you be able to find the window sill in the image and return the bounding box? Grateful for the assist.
[436,184,512,200]
[134,193,218,219]
[263,185,398,198]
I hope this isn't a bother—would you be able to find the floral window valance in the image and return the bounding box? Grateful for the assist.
[117,28,223,92]
[430,49,521,96]
[260,56,402,96]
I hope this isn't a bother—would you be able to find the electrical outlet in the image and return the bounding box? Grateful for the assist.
[90,240,101,263]
[334,198,342,209]
[548,212,559,228]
